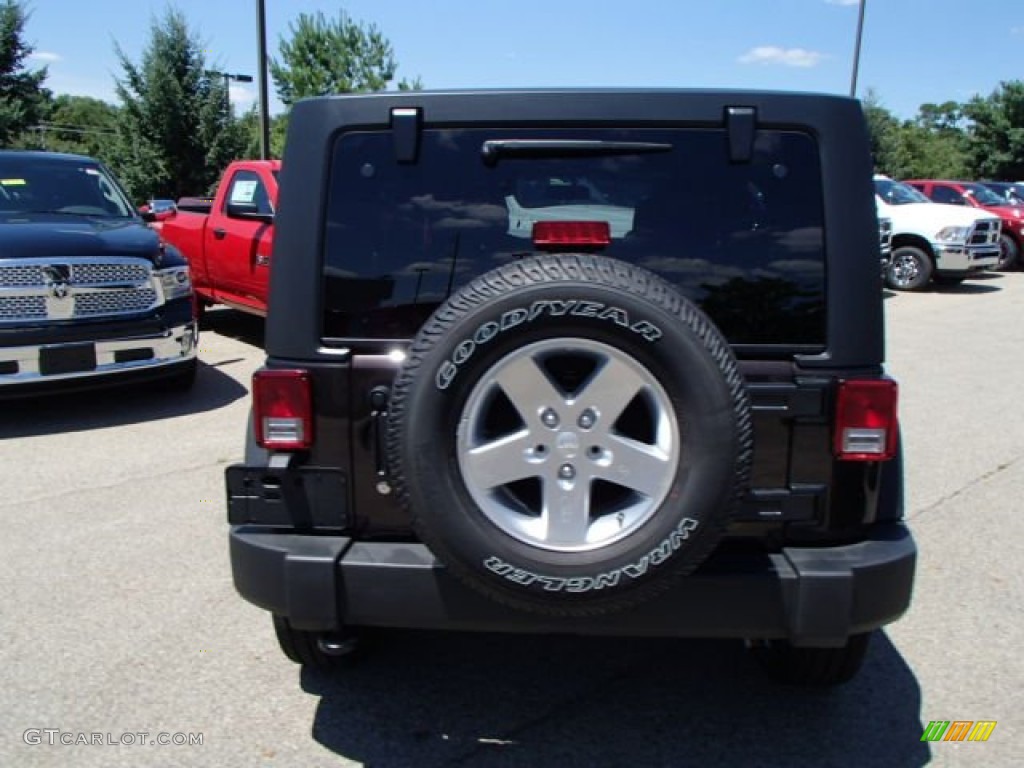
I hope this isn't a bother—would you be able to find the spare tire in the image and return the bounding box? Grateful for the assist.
[387,254,752,616]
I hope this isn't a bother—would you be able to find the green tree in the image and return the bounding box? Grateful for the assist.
[916,101,963,134]
[962,80,1024,180]
[270,10,419,108]
[861,89,902,174]
[0,0,48,145]
[33,95,119,160]
[861,90,970,179]
[888,122,969,180]
[109,8,246,201]
[237,106,288,159]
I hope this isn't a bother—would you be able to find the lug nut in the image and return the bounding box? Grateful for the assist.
[558,464,575,480]
[541,408,560,428]
[578,409,597,429]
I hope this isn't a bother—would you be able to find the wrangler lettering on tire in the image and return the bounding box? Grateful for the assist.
[387,254,753,616]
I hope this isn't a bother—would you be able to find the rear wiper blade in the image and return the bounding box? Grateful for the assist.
[481,139,672,166]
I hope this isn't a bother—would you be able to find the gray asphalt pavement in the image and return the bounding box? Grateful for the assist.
[1,277,1021,768]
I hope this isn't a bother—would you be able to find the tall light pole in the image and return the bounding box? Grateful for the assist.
[850,0,867,97]
[256,0,271,160]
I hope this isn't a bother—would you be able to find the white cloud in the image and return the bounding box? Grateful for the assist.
[825,0,860,6]
[29,51,62,63]
[738,46,826,68]
[1012,26,1024,36]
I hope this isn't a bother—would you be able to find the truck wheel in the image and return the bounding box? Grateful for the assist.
[272,615,359,670]
[996,233,1019,271]
[387,254,753,617]
[885,246,933,291]
[747,632,871,686]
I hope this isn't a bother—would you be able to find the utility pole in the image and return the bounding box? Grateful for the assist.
[256,0,271,160]
[850,0,867,98]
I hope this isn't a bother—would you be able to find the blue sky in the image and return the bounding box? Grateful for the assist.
[22,0,1024,118]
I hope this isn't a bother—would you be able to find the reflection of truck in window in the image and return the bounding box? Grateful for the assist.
[505,176,636,239]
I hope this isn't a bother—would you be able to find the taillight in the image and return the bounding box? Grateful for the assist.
[834,379,898,461]
[532,220,611,249]
[253,369,313,450]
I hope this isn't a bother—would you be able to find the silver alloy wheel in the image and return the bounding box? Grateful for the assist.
[456,338,680,553]
[888,250,922,288]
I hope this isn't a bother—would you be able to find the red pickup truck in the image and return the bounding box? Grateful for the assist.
[160,160,279,316]
[905,179,1023,270]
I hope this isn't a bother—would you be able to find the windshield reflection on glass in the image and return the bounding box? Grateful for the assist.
[874,179,930,205]
[963,183,1005,206]
[0,161,134,218]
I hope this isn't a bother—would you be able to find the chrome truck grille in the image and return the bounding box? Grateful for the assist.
[0,257,159,324]
[969,219,1001,246]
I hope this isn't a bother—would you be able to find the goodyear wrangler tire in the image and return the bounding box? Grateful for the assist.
[387,254,752,616]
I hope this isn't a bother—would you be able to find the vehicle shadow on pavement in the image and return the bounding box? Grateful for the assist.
[303,630,929,768]
[932,282,1001,294]
[969,270,1005,281]
[0,360,247,439]
[201,307,265,349]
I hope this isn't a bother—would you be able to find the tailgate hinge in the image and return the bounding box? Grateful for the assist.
[391,107,422,164]
[725,106,757,163]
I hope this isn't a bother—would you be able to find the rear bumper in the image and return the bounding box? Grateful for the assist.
[229,522,916,647]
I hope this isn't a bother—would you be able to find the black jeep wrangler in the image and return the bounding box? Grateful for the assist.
[226,89,915,686]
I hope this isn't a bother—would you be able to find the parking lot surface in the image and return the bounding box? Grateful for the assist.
[2,277,1022,767]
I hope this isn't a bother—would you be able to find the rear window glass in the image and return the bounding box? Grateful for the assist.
[323,128,825,345]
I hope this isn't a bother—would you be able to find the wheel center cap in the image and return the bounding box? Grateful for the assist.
[556,431,580,458]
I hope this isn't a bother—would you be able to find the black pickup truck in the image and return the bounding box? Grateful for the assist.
[0,151,197,395]
[226,90,916,686]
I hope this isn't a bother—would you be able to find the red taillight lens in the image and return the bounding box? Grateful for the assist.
[253,369,313,450]
[834,379,898,461]
[532,220,611,248]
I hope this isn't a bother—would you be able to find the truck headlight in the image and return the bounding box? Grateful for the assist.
[934,226,970,242]
[155,266,193,301]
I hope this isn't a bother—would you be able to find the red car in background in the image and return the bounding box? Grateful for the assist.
[905,179,1024,270]
[159,160,279,317]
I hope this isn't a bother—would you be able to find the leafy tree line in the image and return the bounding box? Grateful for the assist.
[860,84,1024,181]
[3,0,1021,199]
[1,3,419,201]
